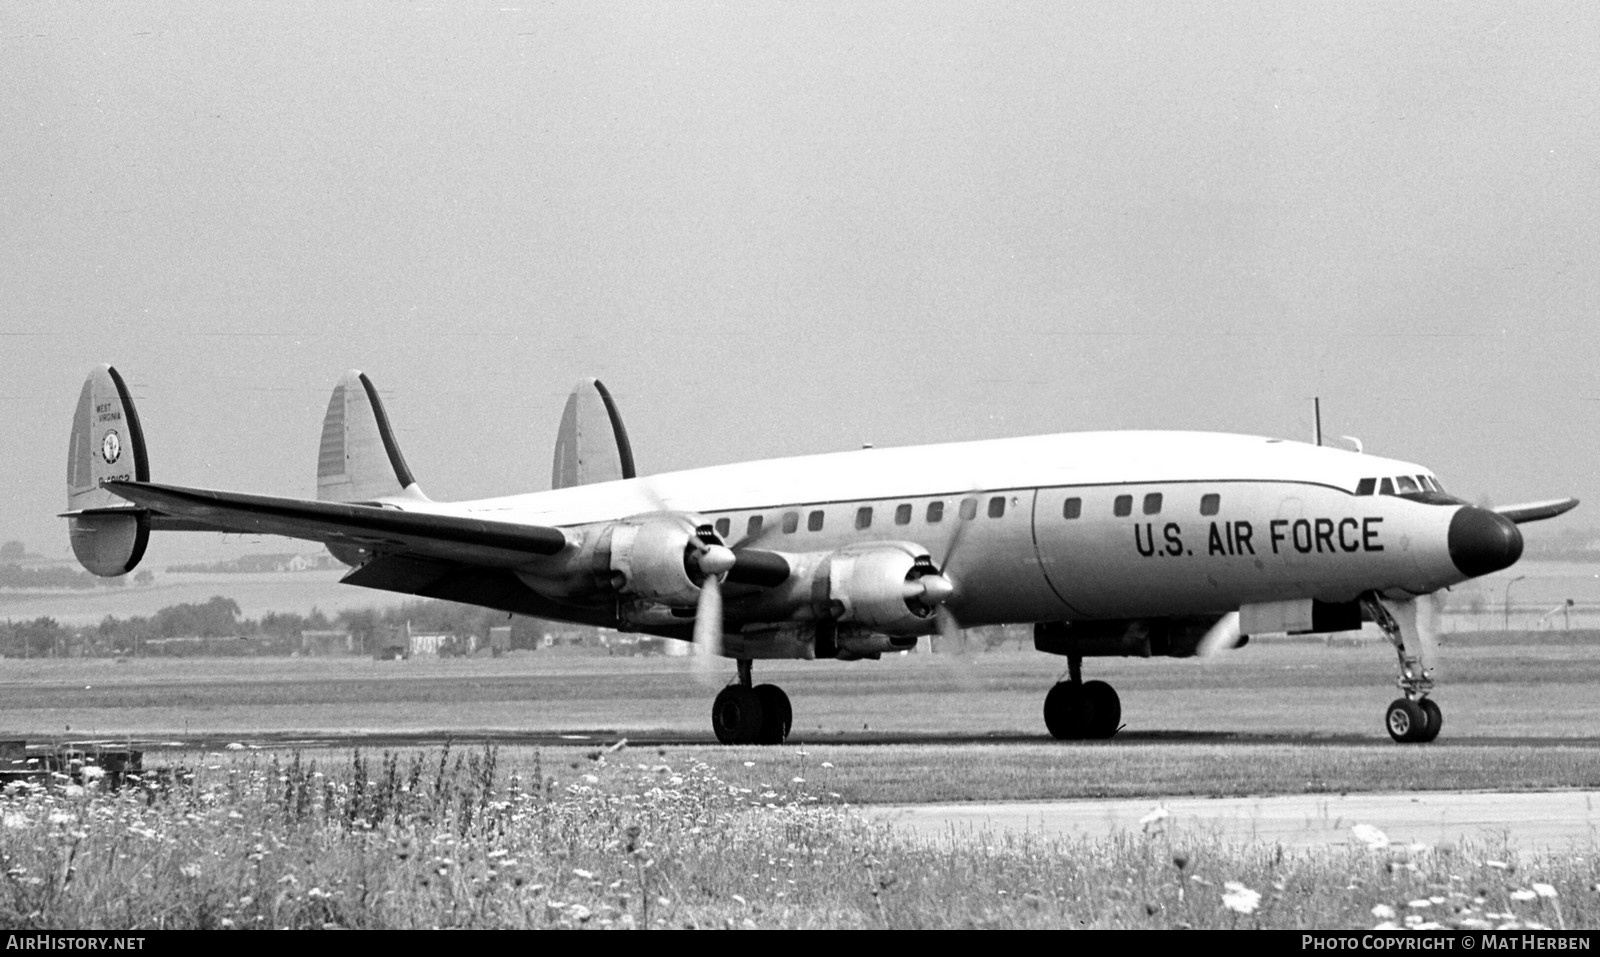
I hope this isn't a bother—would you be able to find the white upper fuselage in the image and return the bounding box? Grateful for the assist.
[398,431,1471,627]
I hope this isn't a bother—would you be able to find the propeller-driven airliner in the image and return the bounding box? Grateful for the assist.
[64,366,1577,744]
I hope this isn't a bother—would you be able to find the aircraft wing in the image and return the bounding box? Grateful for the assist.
[97,480,569,567]
[1493,498,1580,525]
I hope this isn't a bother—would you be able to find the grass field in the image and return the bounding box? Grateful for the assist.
[0,743,1593,929]
[3,635,1599,928]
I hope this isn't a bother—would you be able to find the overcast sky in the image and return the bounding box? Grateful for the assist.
[4,2,1598,566]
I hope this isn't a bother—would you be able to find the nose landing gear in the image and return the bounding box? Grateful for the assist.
[1365,594,1443,743]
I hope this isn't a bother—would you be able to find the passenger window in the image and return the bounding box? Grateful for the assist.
[959,498,978,520]
[895,503,912,525]
[746,515,763,538]
[808,510,825,531]
[988,496,1005,518]
[781,511,799,534]
[1063,497,1082,519]
[714,517,730,538]
[1396,476,1418,494]
[927,501,944,523]
[1379,478,1394,495]
[1200,493,1220,516]
[1355,478,1377,496]
[1113,495,1133,517]
[1143,493,1162,515]
[854,506,872,530]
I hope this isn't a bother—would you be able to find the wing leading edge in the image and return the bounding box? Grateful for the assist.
[101,480,569,567]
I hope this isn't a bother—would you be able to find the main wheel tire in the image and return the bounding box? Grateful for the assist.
[1044,682,1083,740]
[753,684,792,744]
[713,685,765,745]
[1415,698,1443,743]
[1081,680,1122,739]
[1385,697,1427,743]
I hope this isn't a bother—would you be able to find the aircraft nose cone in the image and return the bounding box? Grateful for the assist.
[1448,506,1523,578]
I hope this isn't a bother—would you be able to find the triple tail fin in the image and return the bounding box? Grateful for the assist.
[316,371,428,505]
[551,378,636,489]
[64,365,151,576]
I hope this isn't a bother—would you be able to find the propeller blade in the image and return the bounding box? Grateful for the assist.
[691,573,724,679]
[1195,611,1242,659]
[934,604,966,655]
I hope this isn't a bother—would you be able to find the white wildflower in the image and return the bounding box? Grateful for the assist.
[1510,889,1538,902]
[1486,860,1509,870]
[1139,805,1170,828]
[1222,882,1261,914]
[1533,883,1558,899]
[1371,904,1396,920]
[1351,824,1389,849]
[573,868,594,880]
[1407,899,1432,909]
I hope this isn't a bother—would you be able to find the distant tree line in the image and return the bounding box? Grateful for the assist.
[1,596,559,658]
[0,564,128,591]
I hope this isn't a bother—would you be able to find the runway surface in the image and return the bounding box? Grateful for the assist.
[90,729,1600,751]
[865,790,1600,856]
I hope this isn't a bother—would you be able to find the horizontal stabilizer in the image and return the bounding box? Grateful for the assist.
[1494,498,1580,525]
[551,378,636,490]
[102,480,569,567]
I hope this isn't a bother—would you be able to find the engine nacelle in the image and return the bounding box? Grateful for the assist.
[815,543,940,636]
[606,516,705,607]
[516,513,708,607]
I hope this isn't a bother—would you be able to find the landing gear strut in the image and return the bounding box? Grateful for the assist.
[711,658,791,745]
[1043,654,1121,740]
[1364,594,1443,743]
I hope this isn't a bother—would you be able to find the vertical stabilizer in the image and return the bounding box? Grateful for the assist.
[65,365,150,575]
[551,378,636,489]
[316,371,427,504]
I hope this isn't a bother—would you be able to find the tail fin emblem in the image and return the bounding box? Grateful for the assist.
[101,430,121,464]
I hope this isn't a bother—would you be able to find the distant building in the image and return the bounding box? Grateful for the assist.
[300,629,353,656]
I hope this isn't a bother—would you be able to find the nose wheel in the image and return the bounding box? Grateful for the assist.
[1365,594,1444,744]
[1385,696,1442,743]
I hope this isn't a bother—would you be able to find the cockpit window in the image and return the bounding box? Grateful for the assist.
[1379,478,1395,495]
[1355,478,1376,496]
[1396,476,1419,494]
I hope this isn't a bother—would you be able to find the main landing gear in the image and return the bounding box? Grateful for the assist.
[712,658,792,745]
[1043,654,1121,740]
[1364,594,1443,744]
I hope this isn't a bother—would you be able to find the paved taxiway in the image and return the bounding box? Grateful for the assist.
[866,790,1600,855]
